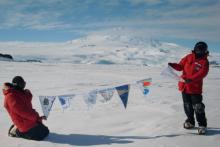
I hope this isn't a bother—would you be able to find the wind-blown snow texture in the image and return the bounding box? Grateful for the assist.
[0,34,220,147]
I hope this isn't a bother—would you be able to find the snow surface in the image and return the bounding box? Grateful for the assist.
[0,34,220,147]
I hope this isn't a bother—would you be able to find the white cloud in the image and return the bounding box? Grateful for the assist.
[127,0,162,5]
[0,0,219,42]
[0,1,68,30]
[167,0,210,5]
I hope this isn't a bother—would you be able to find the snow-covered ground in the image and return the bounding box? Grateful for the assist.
[0,33,220,147]
[0,62,220,147]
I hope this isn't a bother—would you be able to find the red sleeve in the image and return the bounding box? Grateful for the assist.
[7,93,40,122]
[188,60,209,82]
[170,63,183,71]
[170,55,188,71]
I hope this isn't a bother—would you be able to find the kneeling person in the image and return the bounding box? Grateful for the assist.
[3,76,49,140]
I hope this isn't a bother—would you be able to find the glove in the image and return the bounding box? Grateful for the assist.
[168,63,175,68]
[185,79,192,84]
[38,116,47,123]
[3,83,12,90]
[40,116,47,120]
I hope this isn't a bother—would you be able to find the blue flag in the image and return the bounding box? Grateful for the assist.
[116,85,130,109]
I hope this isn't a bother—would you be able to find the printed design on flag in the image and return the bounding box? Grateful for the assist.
[43,98,49,105]
[99,88,115,102]
[84,91,97,107]
[59,98,66,105]
[58,95,75,109]
[116,85,130,109]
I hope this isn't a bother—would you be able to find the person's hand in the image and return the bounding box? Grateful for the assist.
[3,85,9,90]
[24,89,31,93]
[3,83,11,90]
[185,79,192,84]
[40,116,47,120]
[179,78,185,82]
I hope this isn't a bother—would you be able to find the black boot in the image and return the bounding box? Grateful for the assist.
[183,119,195,129]
[8,125,18,137]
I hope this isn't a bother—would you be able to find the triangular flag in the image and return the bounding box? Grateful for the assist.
[116,85,130,109]
[137,78,152,96]
[39,96,56,118]
[99,88,115,102]
[84,91,97,107]
[58,94,75,109]
[161,66,181,81]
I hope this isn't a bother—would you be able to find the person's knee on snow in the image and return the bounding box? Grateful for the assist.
[8,125,18,137]
[14,123,49,141]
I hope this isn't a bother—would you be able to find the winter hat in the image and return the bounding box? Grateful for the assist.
[12,76,26,90]
[193,41,209,56]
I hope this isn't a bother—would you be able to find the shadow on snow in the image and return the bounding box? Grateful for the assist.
[46,133,182,146]
[204,127,220,136]
[185,127,220,136]
[45,128,220,146]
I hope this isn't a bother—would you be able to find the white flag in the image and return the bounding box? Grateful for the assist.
[99,88,115,102]
[161,65,181,81]
[136,78,152,97]
[84,91,97,107]
[58,95,75,109]
[39,96,56,118]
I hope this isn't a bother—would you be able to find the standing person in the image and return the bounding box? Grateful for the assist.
[3,76,49,140]
[168,41,209,135]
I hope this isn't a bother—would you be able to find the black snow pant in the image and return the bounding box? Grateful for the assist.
[14,123,49,141]
[182,92,207,127]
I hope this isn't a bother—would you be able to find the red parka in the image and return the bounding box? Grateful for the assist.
[3,87,42,133]
[171,53,209,94]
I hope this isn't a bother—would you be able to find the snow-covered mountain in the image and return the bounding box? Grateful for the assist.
[0,34,187,66]
[0,33,219,67]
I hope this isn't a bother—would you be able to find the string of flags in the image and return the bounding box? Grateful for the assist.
[39,78,152,118]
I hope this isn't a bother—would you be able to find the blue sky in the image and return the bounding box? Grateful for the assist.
[0,0,219,52]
